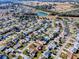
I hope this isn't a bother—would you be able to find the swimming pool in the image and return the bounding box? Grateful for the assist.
[0,55,9,59]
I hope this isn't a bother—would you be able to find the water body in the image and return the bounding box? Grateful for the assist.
[36,11,48,16]
[0,55,9,59]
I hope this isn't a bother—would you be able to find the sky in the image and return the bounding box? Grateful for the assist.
[0,0,18,2]
[0,0,79,2]
[0,0,17,1]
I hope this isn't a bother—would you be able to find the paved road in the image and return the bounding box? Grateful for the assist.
[55,19,74,59]
[55,36,71,59]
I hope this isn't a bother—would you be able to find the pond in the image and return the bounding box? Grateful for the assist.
[0,55,9,59]
[36,11,48,16]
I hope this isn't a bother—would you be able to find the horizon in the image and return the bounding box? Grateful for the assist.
[0,0,79,2]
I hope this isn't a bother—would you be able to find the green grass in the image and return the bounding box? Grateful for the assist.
[19,45,25,50]
[60,52,67,59]
[8,54,16,59]
[17,56,23,59]
[23,49,29,56]
[51,50,57,54]
[65,43,73,49]
[33,51,42,59]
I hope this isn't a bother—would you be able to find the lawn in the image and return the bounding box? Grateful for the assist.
[33,51,42,59]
